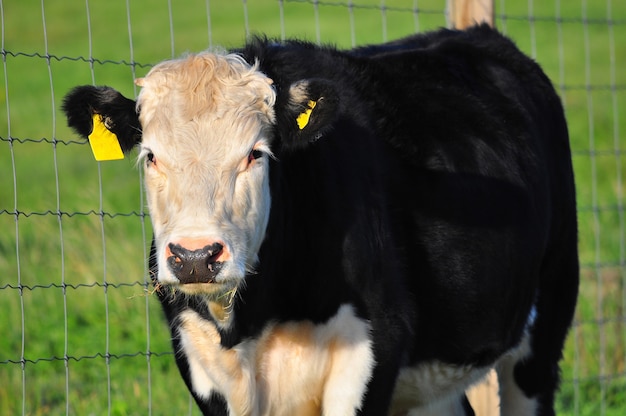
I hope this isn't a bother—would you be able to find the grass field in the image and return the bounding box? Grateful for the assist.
[1,0,625,415]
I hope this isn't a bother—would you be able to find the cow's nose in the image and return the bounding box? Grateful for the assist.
[166,240,225,284]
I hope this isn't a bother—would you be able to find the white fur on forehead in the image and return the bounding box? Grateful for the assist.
[137,52,276,126]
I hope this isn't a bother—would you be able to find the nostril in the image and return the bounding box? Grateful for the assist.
[207,242,223,261]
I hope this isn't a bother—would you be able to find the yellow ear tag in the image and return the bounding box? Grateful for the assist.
[88,114,124,161]
[296,100,317,130]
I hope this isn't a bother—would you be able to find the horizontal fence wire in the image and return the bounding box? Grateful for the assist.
[0,351,174,367]
[0,49,154,69]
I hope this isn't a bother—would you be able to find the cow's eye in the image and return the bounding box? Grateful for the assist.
[146,152,156,167]
[247,149,263,165]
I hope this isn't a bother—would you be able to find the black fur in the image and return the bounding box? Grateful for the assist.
[63,25,578,416]
[62,85,141,152]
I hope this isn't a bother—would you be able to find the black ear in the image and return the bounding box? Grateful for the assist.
[62,85,141,153]
[277,79,339,150]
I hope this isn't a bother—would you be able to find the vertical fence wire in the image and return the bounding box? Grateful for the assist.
[554,1,581,412]
[581,1,607,414]
[602,0,626,414]
[348,0,357,47]
[0,2,26,414]
[168,0,175,59]
[123,2,157,414]
[498,0,507,32]
[555,0,566,101]
[206,0,214,48]
[380,0,388,42]
[140,163,153,416]
[313,0,321,44]
[126,0,137,82]
[279,0,287,41]
[527,0,536,58]
[139,120,153,416]
[39,1,71,415]
[606,1,626,403]
[413,0,421,33]
[243,0,250,42]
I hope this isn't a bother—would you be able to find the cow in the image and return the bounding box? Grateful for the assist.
[62,24,579,416]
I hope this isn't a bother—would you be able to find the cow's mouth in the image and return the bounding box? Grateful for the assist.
[166,243,225,284]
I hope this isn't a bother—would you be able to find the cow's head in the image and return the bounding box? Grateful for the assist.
[62,51,337,315]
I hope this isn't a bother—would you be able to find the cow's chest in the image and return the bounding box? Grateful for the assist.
[177,304,374,416]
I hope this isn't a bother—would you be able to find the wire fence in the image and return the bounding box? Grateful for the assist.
[1,1,624,415]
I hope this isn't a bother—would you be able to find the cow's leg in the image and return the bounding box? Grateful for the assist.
[498,238,579,416]
[395,394,474,416]
[388,362,488,416]
[496,332,538,416]
[358,356,403,416]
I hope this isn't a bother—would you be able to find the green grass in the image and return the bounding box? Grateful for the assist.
[1,1,625,415]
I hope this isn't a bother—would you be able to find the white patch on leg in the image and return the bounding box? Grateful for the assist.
[177,310,258,415]
[400,394,468,416]
[390,361,490,415]
[320,305,375,415]
[496,307,539,416]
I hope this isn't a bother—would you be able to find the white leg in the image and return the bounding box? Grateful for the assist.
[496,334,538,416]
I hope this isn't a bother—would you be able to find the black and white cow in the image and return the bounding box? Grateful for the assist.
[63,25,578,416]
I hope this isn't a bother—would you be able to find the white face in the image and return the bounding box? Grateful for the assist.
[136,52,276,297]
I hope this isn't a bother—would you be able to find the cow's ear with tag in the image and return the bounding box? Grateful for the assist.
[62,85,141,161]
[278,79,339,151]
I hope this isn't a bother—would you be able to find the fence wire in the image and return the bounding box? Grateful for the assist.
[1,1,624,415]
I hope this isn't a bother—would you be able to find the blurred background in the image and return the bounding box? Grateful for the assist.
[1,1,624,414]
